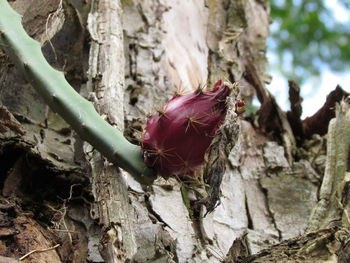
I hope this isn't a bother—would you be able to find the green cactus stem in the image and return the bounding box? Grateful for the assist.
[0,0,156,184]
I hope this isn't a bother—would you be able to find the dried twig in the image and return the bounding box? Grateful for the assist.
[19,244,60,261]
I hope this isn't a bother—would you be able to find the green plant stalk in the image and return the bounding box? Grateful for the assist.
[0,0,156,184]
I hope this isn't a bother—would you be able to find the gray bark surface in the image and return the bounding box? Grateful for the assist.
[0,0,349,263]
[85,0,137,262]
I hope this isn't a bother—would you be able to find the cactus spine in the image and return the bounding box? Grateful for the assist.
[142,80,232,178]
[0,0,156,184]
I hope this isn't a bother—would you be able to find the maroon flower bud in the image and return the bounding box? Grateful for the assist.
[141,80,231,178]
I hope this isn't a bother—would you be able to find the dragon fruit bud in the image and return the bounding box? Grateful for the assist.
[141,80,231,178]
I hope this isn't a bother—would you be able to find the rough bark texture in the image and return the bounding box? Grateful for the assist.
[85,0,138,262]
[308,99,350,231]
[1,0,349,263]
[0,1,90,262]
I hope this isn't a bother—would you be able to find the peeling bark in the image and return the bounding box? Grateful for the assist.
[303,86,349,138]
[286,80,304,143]
[0,2,91,263]
[1,0,349,262]
[0,197,61,263]
[86,0,138,262]
[308,99,350,231]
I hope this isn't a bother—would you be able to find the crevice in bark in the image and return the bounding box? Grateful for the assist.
[244,193,253,230]
[0,146,90,262]
[136,3,150,30]
[144,193,173,231]
[16,155,87,203]
[258,179,282,241]
[0,145,23,188]
[347,147,350,172]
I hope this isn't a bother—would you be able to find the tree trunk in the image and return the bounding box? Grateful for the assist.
[0,0,349,263]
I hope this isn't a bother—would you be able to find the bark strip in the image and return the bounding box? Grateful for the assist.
[86,0,139,261]
[303,86,348,138]
[308,97,350,231]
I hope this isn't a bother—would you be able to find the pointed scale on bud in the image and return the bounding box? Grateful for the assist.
[141,80,231,178]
